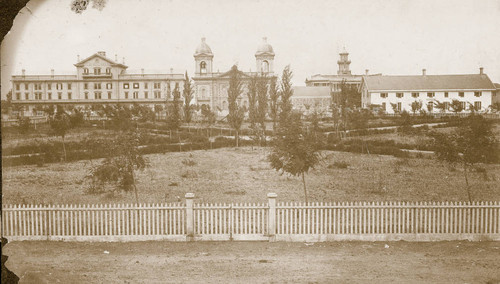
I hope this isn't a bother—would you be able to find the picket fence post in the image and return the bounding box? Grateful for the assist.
[185,193,195,240]
[267,193,277,241]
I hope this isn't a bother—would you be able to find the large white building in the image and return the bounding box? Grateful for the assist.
[10,51,185,116]
[360,68,497,114]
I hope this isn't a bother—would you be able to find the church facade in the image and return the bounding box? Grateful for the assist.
[192,37,277,116]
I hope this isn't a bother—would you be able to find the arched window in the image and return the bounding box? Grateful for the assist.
[200,61,207,74]
[262,60,269,73]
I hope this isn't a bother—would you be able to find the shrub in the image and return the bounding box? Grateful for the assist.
[182,158,197,166]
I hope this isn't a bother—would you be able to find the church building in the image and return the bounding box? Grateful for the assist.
[192,37,277,116]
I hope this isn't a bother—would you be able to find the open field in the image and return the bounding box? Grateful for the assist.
[3,240,500,283]
[2,147,499,205]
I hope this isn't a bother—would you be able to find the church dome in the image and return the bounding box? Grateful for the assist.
[255,37,274,56]
[195,37,213,56]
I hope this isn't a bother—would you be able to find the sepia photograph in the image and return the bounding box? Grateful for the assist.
[1,0,500,283]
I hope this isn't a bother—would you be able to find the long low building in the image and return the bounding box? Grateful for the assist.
[360,68,497,114]
[10,51,185,116]
[291,86,331,115]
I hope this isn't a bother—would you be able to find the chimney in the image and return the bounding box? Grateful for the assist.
[122,57,125,64]
[115,54,118,62]
[51,69,54,77]
[365,69,369,75]
[479,67,484,75]
[97,51,106,57]
[422,69,426,76]
[77,54,80,62]
[141,68,144,76]
[22,69,25,77]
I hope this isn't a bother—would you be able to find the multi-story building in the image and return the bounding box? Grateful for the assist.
[360,68,497,114]
[10,51,185,116]
[192,37,277,116]
[291,86,331,115]
[305,49,367,106]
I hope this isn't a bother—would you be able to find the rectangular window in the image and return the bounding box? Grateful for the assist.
[154,91,161,98]
[144,91,148,99]
[474,101,481,111]
[68,83,72,90]
[427,102,434,112]
[427,92,435,98]
[154,82,161,89]
[380,93,388,98]
[25,93,29,100]
[459,92,464,97]
[411,92,419,98]
[94,83,101,89]
[133,83,140,89]
[396,92,403,98]
[133,91,139,99]
[15,83,20,90]
[47,83,52,90]
[84,83,88,90]
[58,93,62,100]
[34,83,42,90]
[444,92,449,98]
[24,83,28,90]
[85,92,89,100]
[48,93,52,100]
[144,82,148,89]
[460,101,466,109]
[56,83,63,90]
[94,68,101,75]
[95,92,101,99]
[474,91,481,97]
[83,68,89,74]
[16,93,21,100]
[106,83,112,89]
[68,92,72,100]
[108,92,112,99]
[124,83,129,89]
[124,92,129,99]
[106,68,111,74]
[35,93,42,100]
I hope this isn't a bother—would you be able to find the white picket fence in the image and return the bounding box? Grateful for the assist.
[2,194,499,242]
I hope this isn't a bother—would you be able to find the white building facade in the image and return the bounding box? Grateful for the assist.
[360,69,496,114]
[10,51,184,116]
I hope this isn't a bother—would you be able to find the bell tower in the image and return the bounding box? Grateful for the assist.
[194,37,214,75]
[337,47,351,75]
[255,37,275,74]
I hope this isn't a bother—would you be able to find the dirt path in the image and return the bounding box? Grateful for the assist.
[3,241,500,283]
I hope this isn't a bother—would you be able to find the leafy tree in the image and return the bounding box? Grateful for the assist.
[279,65,294,125]
[247,75,258,128]
[69,107,84,128]
[489,102,500,113]
[86,130,148,203]
[256,74,269,145]
[268,113,322,203]
[183,72,194,123]
[347,108,370,130]
[167,84,182,130]
[227,65,245,147]
[43,105,55,119]
[201,104,216,135]
[1,90,12,115]
[268,77,280,133]
[390,103,400,114]
[398,110,413,134]
[337,80,361,130]
[411,100,422,115]
[433,100,448,113]
[106,105,133,131]
[18,117,31,134]
[50,105,71,161]
[430,115,498,201]
[154,104,164,122]
[450,99,464,114]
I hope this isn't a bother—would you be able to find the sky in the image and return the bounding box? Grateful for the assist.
[1,0,500,98]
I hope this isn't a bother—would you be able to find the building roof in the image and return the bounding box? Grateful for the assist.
[292,86,330,98]
[494,83,500,89]
[194,37,213,56]
[74,52,128,68]
[363,74,496,91]
[255,37,274,56]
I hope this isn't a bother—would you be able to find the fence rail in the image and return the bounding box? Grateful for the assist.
[2,195,499,242]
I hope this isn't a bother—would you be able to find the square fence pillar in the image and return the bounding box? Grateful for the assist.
[185,193,195,239]
[267,193,277,241]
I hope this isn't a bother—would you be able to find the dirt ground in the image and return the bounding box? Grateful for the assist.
[3,147,500,205]
[3,240,500,283]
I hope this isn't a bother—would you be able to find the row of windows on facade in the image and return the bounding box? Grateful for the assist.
[15,82,170,92]
[379,91,483,99]
[15,91,163,100]
[382,101,482,112]
[82,67,111,75]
